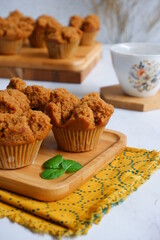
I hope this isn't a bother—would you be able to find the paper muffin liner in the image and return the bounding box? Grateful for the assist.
[46,40,79,59]
[52,125,105,152]
[0,140,42,169]
[29,30,46,48]
[80,31,98,46]
[0,38,22,55]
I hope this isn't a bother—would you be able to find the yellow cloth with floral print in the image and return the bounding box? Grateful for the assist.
[0,147,160,237]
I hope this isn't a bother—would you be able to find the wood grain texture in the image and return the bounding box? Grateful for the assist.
[100,85,160,112]
[0,42,102,83]
[0,129,126,201]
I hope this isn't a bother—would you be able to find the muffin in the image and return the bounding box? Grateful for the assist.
[29,15,61,48]
[45,26,81,59]
[80,14,100,45]
[46,89,114,152]
[0,17,33,54]
[7,77,26,92]
[25,85,51,111]
[0,88,52,169]
[0,110,52,169]
[0,18,23,54]
[6,10,34,47]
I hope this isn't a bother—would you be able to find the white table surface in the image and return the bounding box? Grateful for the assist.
[0,45,160,240]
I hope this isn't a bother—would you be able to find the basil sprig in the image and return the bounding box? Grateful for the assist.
[41,155,82,180]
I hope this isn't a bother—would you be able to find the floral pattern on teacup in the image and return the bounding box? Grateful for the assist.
[128,60,160,92]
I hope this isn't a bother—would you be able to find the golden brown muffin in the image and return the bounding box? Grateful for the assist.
[7,77,26,92]
[0,17,34,54]
[45,26,81,58]
[0,81,52,169]
[0,89,30,114]
[0,110,52,169]
[47,89,114,152]
[47,88,80,125]
[25,85,51,111]
[80,14,100,45]
[69,15,84,29]
[48,90,113,129]
[29,15,61,48]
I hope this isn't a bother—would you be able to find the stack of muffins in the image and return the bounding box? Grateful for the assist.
[0,77,114,169]
[0,10,100,58]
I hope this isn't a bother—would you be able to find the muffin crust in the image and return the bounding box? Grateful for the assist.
[0,89,30,114]
[47,89,114,130]
[7,77,26,92]
[25,85,51,111]
[0,110,52,145]
[46,26,82,43]
[81,14,100,32]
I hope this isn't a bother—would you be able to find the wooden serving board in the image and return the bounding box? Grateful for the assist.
[0,129,126,201]
[101,85,160,112]
[0,42,102,83]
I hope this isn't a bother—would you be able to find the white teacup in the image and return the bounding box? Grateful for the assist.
[110,43,160,97]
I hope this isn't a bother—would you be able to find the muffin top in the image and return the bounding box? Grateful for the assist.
[46,89,114,130]
[81,92,114,126]
[47,88,80,125]
[7,77,26,92]
[46,26,82,43]
[7,10,24,20]
[0,18,34,39]
[0,89,30,114]
[0,109,52,145]
[69,15,84,29]
[0,19,23,40]
[7,78,51,112]
[25,85,51,111]
[35,15,59,29]
[81,14,100,32]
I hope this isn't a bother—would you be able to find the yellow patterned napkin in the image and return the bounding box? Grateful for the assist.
[0,147,160,237]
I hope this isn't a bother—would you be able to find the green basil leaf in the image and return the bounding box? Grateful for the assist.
[41,168,66,180]
[43,155,63,169]
[62,160,82,172]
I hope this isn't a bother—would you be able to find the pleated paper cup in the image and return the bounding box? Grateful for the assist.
[0,38,22,55]
[80,31,98,46]
[0,140,42,169]
[52,125,105,152]
[46,40,79,59]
